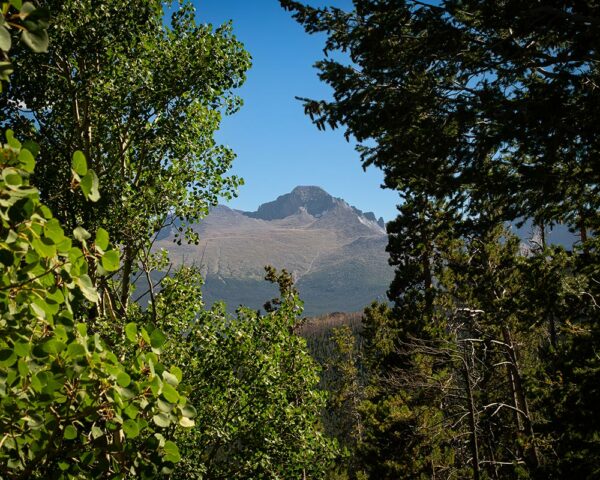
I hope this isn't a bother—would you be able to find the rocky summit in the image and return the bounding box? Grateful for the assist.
[155,186,393,315]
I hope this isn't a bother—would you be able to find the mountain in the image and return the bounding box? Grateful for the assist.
[154,186,393,316]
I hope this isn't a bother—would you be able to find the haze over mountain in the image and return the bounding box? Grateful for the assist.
[155,186,393,316]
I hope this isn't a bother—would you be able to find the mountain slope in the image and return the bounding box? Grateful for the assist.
[155,186,393,315]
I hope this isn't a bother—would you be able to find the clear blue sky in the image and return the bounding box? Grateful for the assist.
[192,0,400,221]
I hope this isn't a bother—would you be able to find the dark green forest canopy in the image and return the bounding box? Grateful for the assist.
[283,1,600,479]
[282,0,600,237]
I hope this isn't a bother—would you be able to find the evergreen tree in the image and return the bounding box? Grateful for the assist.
[283,1,600,477]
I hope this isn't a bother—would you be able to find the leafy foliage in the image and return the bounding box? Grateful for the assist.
[1,1,342,477]
[0,1,50,86]
[0,0,251,314]
[148,267,339,479]
[0,136,190,478]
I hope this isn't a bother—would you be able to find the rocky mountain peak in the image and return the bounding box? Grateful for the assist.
[243,186,385,232]
[244,185,340,220]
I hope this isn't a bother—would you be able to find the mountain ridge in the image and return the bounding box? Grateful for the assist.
[155,186,393,315]
[242,186,386,229]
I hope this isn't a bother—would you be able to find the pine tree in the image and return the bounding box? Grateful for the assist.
[283,1,600,477]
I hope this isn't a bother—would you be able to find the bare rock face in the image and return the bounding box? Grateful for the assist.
[244,186,339,220]
[243,186,386,235]
[155,186,392,316]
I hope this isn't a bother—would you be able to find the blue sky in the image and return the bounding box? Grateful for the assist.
[192,0,400,220]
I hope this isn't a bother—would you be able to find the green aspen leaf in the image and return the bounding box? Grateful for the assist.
[30,373,42,391]
[163,441,180,463]
[122,419,139,439]
[44,218,65,244]
[124,404,139,419]
[2,168,22,186]
[5,130,20,149]
[71,150,87,176]
[30,302,46,319]
[140,327,151,344]
[170,366,183,383]
[125,322,137,343]
[162,370,179,387]
[21,28,49,53]
[179,417,195,428]
[95,227,109,251]
[42,339,67,355]
[53,324,67,341]
[67,343,86,358]
[116,371,131,388]
[76,323,87,337]
[0,349,16,367]
[47,288,65,304]
[34,297,58,317]
[18,146,35,173]
[25,414,44,428]
[80,169,100,202]
[152,413,171,428]
[64,425,77,440]
[73,226,91,242]
[157,398,174,413]
[153,432,166,447]
[149,373,160,393]
[10,1,23,10]
[150,329,167,350]
[56,237,72,252]
[68,247,85,271]
[91,426,103,439]
[0,26,10,52]
[181,404,197,419]
[0,60,13,82]
[39,205,52,219]
[13,341,30,357]
[22,4,50,29]
[161,383,179,403]
[19,1,35,15]
[101,250,120,271]
[32,237,56,258]
[5,229,17,243]
[115,385,134,400]
[25,249,40,265]
[75,274,99,303]
[17,358,29,377]
[146,351,158,366]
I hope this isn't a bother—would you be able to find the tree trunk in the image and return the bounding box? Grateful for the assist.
[501,326,540,470]
[579,208,589,255]
[120,244,133,314]
[462,346,481,480]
